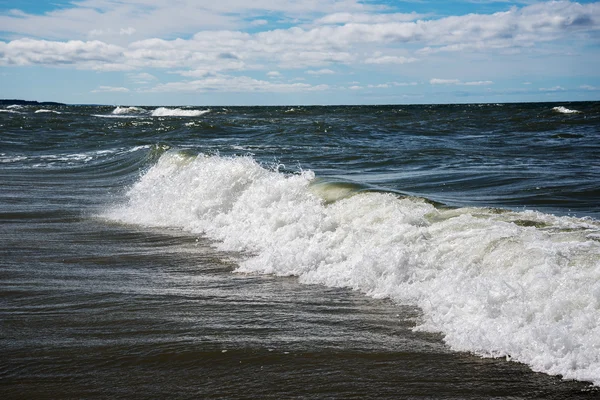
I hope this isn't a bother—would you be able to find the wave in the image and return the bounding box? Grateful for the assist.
[0,145,155,169]
[104,151,600,386]
[35,109,62,114]
[112,106,146,115]
[151,107,210,117]
[552,106,581,114]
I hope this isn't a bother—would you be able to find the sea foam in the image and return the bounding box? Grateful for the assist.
[35,109,62,114]
[105,152,600,386]
[553,106,581,114]
[151,107,210,117]
[112,106,146,115]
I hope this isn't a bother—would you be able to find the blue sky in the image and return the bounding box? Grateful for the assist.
[1,0,599,105]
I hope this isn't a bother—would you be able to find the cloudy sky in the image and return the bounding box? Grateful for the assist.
[1,0,599,105]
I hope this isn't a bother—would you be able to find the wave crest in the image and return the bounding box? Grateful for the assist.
[553,106,581,114]
[104,152,600,386]
[151,107,210,117]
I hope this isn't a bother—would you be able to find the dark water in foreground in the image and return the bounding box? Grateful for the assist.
[1,102,599,398]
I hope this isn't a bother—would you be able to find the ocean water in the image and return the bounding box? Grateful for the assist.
[1,102,599,399]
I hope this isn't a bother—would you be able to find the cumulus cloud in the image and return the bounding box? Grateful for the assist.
[0,1,597,96]
[0,0,371,40]
[2,2,598,74]
[0,38,124,66]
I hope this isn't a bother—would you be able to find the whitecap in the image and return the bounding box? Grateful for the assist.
[104,152,600,386]
[151,107,210,117]
[112,106,146,115]
[35,109,62,114]
[552,106,581,114]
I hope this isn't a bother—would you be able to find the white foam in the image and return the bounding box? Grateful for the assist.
[35,109,62,114]
[104,152,600,386]
[112,106,146,115]
[553,106,581,114]
[151,107,210,117]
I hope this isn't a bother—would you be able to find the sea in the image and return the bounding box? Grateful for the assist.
[1,102,599,399]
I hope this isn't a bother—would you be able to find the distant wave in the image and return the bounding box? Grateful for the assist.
[105,151,600,387]
[112,106,146,115]
[151,107,210,117]
[552,106,581,114]
[35,109,62,114]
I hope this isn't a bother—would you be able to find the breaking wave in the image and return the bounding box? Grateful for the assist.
[151,107,210,117]
[104,151,600,386]
[552,106,581,114]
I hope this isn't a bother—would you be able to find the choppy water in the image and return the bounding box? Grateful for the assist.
[1,102,600,398]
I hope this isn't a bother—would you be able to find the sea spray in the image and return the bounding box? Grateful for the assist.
[105,150,600,386]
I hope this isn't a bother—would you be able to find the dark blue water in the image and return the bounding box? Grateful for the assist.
[1,102,599,398]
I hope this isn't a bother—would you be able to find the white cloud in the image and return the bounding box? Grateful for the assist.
[392,82,418,87]
[120,27,136,36]
[430,78,493,86]
[430,78,461,85]
[366,81,419,89]
[367,83,389,88]
[92,86,130,93]
[267,71,282,77]
[2,2,598,76]
[306,69,335,75]
[0,1,596,98]
[316,12,424,25]
[146,74,330,93]
[364,55,417,64]
[0,38,124,66]
[463,80,494,86]
[580,84,599,91]
[0,0,372,41]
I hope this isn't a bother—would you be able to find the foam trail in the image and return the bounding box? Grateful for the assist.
[553,106,581,114]
[105,152,600,386]
[151,107,210,117]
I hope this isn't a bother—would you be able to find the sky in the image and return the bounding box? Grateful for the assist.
[0,0,599,105]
